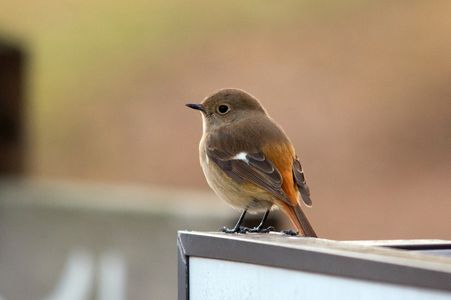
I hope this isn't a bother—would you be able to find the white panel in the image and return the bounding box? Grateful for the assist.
[189,257,451,300]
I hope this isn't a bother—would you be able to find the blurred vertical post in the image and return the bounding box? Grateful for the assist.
[0,41,25,175]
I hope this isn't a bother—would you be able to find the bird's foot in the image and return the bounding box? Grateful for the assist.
[245,226,275,233]
[221,226,248,234]
[282,229,299,236]
[221,226,274,234]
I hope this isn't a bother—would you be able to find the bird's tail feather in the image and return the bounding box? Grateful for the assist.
[286,204,317,237]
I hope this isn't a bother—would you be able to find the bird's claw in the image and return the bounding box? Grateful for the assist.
[245,226,275,233]
[221,226,249,234]
[282,229,299,236]
[221,225,274,234]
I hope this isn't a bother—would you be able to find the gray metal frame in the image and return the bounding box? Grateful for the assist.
[177,231,451,300]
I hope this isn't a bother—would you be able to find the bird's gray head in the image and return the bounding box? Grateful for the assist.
[186,88,267,131]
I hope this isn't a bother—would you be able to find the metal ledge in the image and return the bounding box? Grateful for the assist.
[177,231,451,300]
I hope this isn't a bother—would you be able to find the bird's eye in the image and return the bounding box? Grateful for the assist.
[217,104,230,114]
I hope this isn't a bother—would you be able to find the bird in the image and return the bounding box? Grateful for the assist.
[186,88,317,237]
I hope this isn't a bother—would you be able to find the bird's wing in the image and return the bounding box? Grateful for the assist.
[207,147,293,205]
[292,157,312,206]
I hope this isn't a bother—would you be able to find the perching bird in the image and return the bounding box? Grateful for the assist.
[186,88,317,237]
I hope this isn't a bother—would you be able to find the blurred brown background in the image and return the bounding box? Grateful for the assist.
[1,1,451,298]
[1,0,451,239]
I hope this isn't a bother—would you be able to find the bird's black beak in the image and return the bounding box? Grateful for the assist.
[186,103,206,113]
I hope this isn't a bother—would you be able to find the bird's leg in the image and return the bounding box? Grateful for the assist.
[222,209,247,233]
[246,209,274,233]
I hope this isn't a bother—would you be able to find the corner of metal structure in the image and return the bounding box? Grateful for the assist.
[177,231,189,300]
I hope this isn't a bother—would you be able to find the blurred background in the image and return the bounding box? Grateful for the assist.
[1,0,451,299]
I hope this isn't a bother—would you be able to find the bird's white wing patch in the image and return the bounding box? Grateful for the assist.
[232,152,249,164]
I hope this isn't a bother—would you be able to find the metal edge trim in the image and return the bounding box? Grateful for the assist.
[178,231,451,293]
